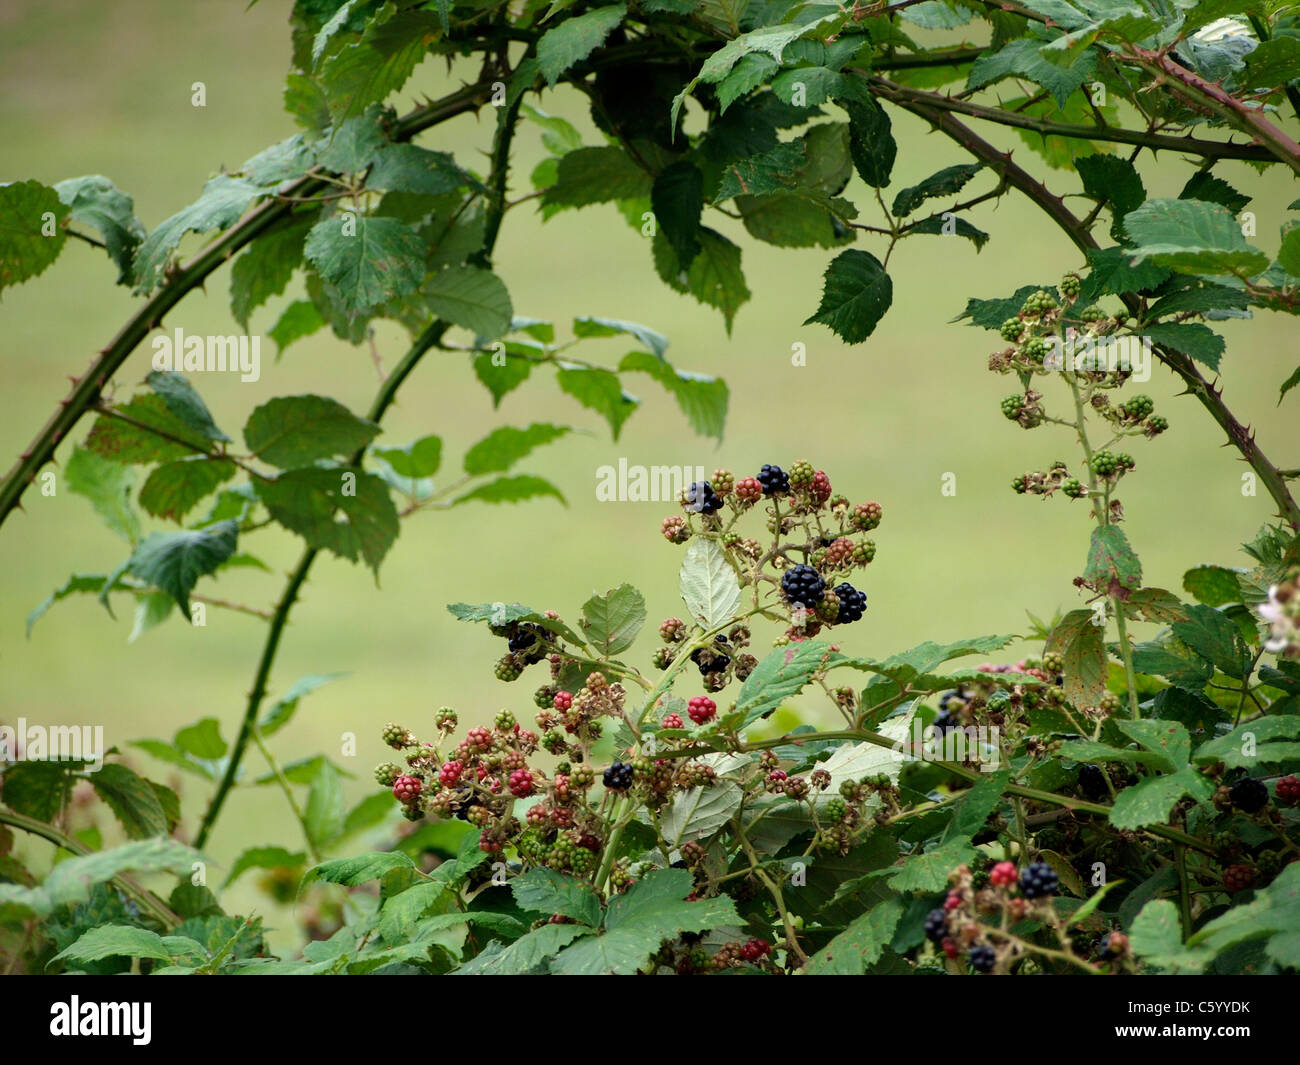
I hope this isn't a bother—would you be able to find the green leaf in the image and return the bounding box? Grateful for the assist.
[257,467,399,571]
[1171,604,1249,679]
[372,434,443,479]
[0,761,71,821]
[735,189,857,249]
[134,175,262,293]
[1078,246,1170,302]
[1188,864,1300,963]
[244,394,380,468]
[1180,171,1251,215]
[230,215,311,328]
[556,365,639,440]
[422,265,513,338]
[174,716,228,761]
[1085,524,1143,594]
[511,868,603,926]
[1108,768,1213,829]
[903,213,989,250]
[261,673,346,738]
[0,179,68,293]
[1183,564,1247,607]
[453,475,566,507]
[125,520,238,615]
[65,446,140,543]
[446,601,586,646]
[307,850,415,887]
[678,537,741,629]
[1046,608,1107,709]
[1277,226,1300,279]
[224,845,306,887]
[537,4,626,85]
[541,147,652,209]
[303,213,425,317]
[1242,35,1300,93]
[1131,640,1214,688]
[889,837,979,892]
[579,584,646,656]
[958,284,1054,329]
[1076,155,1145,243]
[550,868,740,975]
[139,458,237,523]
[455,922,593,975]
[967,37,1093,106]
[84,394,209,465]
[146,371,229,444]
[1115,719,1191,772]
[844,97,895,188]
[891,163,981,218]
[1279,365,1300,404]
[650,756,748,847]
[733,641,834,728]
[1194,716,1300,769]
[318,14,432,123]
[473,350,534,407]
[715,141,806,201]
[304,761,346,849]
[87,764,169,839]
[54,176,145,285]
[805,896,904,974]
[44,838,204,911]
[617,351,728,441]
[1130,899,1208,972]
[367,144,472,197]
[269,299,326,355]
[572,316,669,360]
[652,227,750,332]
[947,769,1012,839]
[651,161,704,268]
[1124,198,1268,276]
[1145,280,1250,320]
[1143,322,1224,372]
[804,248,893,343]
[52,925,201,967]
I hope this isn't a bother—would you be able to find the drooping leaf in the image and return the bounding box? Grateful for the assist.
[618,351,728,441]
[54,175,145,285]
[88,764,170,839]
[804,248,893,343]
[580,584,646,656]
[891,163,981,218]
[125,520,238,615]
[678,537,742,629]
[1046,608,1107,709]
[537,4,627,86]
[134,175,263,293]
[303,213,425,317]
[244,394,380,468]
[65,446,140,543]
[0,180,68,293]
[1124,198,1269,277]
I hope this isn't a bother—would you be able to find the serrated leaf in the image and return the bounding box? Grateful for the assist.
[54,176,144,285]
[304,761,346,849]
[473,350,534,407]
[303,213,425,316]
[65,446,140,543]
[733,641,834,728]
[1108,768,1213,829]
[0,761,71,822]
[1143,322,1224,371]
[453,475,566,506]
[1085,524,1143,594]
[511,869,603,926]
[580,584,646,656]
[1047,608,1107,709]
[715,141,806,201]
[224,845,306,887]
[1171,604,1249,678]
[967,37,1093,106]
[1124,198,1269,276]
[230,215,311,329]
[550,868,740,975]
[87,764,169,839]
[845,97,895,188]
[423,265,513,338]
[618,351,728,441]
[0,179,68,293]
[261,673,346,738]
[537,4,626,85]
[804,248,892,343]
[1116,718,1191,771]
[257,467,398,570]
[1131,899,1208,972]
[1194,715,1300,768]
[134,175,262,293]
[652,227,750,332]
[805,896,904,974]
[85,394,211,465]
[52,925,203,967]
[43,838,204,911]
[1183,564,1246,606]
[889,837,978,892]
[269,299,326,355]
[678,538,741,629]
[139,458,236,523]
[891,163,981,218]
[124,520,238,615]
[1077,155,1145,242]
[903,212,989,250]
[572,316,669,359]
[455,923,593,975]
[542,147,652,209]
[244,394,380,468]
[556,365,639,440]
[307,850,415,887]
[26,574,110,638]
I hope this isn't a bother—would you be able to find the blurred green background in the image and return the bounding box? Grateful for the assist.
[1,0,1296,946]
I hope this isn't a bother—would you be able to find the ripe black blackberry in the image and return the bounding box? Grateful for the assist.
[1077,763,1108,802]
[969,944,996,973]
[757,464,790,495]
[683,480,723,514]
[833,582,867,624]
[603,761,634,790]
[1229,777,1269,813]
[924,908,948,943]
[781,564,826,606]
[1018,861,1059,899]
[507,623,548,664]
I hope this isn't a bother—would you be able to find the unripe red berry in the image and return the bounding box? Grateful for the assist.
[508,768,536,798]
[662,712,684,729]
[735,477,762,504]
[392,775,422,803]
[687,695,717,724]
[990,861,1018,887]
[553,690,574,712]
[439,760,464,786]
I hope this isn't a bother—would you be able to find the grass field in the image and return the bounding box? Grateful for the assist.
[1,0,1296,946]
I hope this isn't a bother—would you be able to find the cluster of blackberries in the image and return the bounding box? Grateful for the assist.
[833,582,867,624]
[1018,862,1059,899]
[507,622,549,664]
[969,944,996,973]
[690,633,731,676]
[1077,763,1108,802]
[924,908,948,942]
[1229,777,1269,813]
[604,761,634,790]
[781,563,826,607]
[758,464,790,495]
[683,481,723,515]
